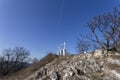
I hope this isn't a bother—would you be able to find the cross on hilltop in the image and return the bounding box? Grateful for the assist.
[57,42,67,56]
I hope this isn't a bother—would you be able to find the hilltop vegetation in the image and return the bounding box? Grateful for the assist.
[1,51,120,80]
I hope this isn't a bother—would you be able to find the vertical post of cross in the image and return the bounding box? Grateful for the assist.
[63,42,66,56]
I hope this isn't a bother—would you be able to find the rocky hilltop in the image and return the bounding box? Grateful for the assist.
[2,51,120,80]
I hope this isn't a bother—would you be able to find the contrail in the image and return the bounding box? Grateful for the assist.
[58,0,64,25]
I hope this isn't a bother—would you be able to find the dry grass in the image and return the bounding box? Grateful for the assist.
[4,53,59,80]
[110,55,120,59]
[106,62,120,72]
[91,71,105,80]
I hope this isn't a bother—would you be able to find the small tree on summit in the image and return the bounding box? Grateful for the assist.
[76,39,91,54]
[32,57,39,63]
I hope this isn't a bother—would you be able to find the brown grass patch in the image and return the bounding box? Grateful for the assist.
[4,53,59,80]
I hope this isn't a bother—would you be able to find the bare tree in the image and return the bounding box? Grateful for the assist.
[0,56,5,76]
[76,39,91,54]
[111,7,120,51]
[2,48,13,69]
[0,47,30,76]
[12,47,30,69]
[85,8,120,52]
[32,57,39,63]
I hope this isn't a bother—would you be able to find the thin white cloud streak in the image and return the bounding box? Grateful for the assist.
[58,0,64,25]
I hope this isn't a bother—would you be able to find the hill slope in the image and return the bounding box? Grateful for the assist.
[1,52,120,80]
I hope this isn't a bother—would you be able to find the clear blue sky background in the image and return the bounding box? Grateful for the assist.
[0,0,120,59]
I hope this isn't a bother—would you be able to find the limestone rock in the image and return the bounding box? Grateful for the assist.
[4,51,120,80]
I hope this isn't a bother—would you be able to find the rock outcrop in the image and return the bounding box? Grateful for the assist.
[24,52,120,80]
[2,51,120,80]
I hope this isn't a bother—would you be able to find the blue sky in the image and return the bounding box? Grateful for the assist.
[0,0,120,58]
